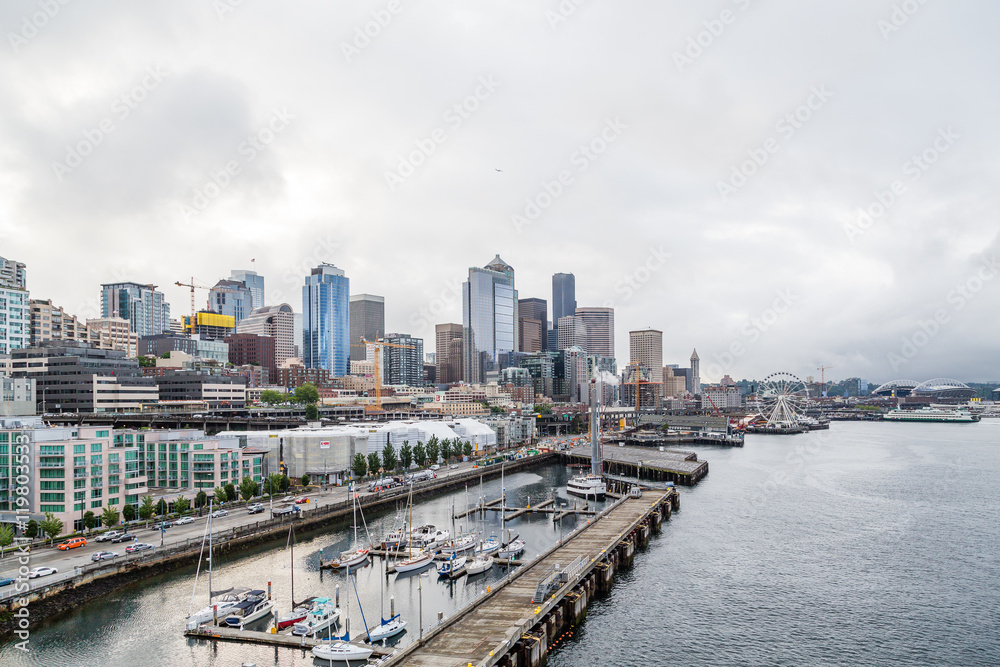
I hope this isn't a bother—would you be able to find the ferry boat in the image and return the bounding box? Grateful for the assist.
[567,474,606,499]
[884,406,980,423]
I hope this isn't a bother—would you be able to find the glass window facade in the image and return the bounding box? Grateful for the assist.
[302,264,350,376]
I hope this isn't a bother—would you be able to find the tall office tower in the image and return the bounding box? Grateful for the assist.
[383,333,424,386]
[557,315,588,350]
[517,297,547,354]
[209,279,254,325]
[100,282,170,338]
[575,306,615,357]
[690,348,701,395]
[349,294,385,361]
[0,256,29,354]
[236,303,296,366]
[629,329,663,396]
[230,269,265,310]
[563,346,588,403]
[302,264,350,376]
[435,323,463,384]
[462,255,518,383]
[551,273,576,350]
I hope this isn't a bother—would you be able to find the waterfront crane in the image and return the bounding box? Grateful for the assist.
[352,337,414,412]
[817,365,834,397]
[175,278,212,318]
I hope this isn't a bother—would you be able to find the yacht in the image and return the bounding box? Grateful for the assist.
[884,406,980,423]
[276,596,316,630]
[291,597,341,637]
[567,473,606,499]
[187,588,251,629]
[222,592,274,628]
[439,533,478,555]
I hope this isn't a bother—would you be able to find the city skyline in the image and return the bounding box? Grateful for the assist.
[2,3,997,382]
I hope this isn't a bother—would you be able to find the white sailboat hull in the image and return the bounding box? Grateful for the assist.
[311,642,373,661]
[368,616,407,642]
[394,552,434,573]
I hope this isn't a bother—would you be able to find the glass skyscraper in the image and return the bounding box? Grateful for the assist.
[462,255,518,383]
[230,269,265,310]
[100,281,170,338]
[551,273,576,352]
[349,294,385,361]
[209,279,254,325]
[302,264,350,377]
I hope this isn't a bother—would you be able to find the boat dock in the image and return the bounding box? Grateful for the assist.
[384,489,677,667]
[562,444,709,485]
[184,624,394,656]
[454,496,598,522]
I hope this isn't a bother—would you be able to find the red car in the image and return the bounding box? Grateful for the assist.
[294,497,309,504]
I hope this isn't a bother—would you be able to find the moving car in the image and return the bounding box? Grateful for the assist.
[294,497,309,504]
[430,464,440,471]
[126,543,154,553]
[272,505,300,518]
[246,503,265,514]
[91,551,118,562]
[95,530,123,542]
[210,509,228,518]
[28,566,57,579]
[174,516,194,525]
[0,577,15,587]
[111,533,137,543]
[56,537,87,551]
[151,521,172,531]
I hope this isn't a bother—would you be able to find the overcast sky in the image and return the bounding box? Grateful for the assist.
[2,1,998,385]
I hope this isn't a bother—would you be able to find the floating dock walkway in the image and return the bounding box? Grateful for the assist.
[184,624,394,656]
[385,489,678,667]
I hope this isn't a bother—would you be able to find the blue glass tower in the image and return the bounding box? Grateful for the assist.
[302,264,350,377]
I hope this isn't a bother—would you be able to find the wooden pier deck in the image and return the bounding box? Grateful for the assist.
[386,491,671,667]
[563,444,709,485]
[184,624,393,656]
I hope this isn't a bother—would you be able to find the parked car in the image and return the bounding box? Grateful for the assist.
[246,503,265,514]
[0,577,15,587]
[450,464,459,469]
[111,533,137,543]
[294,497,309,504]
[95,530,123,543]
[430,464,440,471]
[56,537,87,551]
[125,543,154,553]
[91,551,118,562]
[174,516,194,525]
[28,566,57,579]
[210,509,228,518]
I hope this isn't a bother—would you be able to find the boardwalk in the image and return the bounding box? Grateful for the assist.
[564,444,709,485]
[390,492,667,667]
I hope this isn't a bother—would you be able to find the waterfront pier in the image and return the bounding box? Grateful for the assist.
[562,444,709,485]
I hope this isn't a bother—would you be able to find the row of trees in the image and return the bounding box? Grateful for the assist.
[350,435,474,479]
[259,382,320,419]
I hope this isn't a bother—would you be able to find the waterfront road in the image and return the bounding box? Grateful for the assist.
[0,460,484,599]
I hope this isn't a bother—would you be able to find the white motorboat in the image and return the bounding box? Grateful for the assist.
[187,588,251,629]
[291,597,340,637]
[367,613,407,642]
[222,592,274,628]
[409,525,451,549]
[464,554,493,576]
[330,547,370,569]
[498,538,525,559]
[311,641,373,662]
[567,473,606,499]
[437,554,467,577]
[394,550,434,573]
[439,533,477,555]
[276,596,315,630]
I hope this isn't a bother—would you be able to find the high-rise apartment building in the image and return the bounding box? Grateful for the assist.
[435,323,463,385]
[302,264,350,377]
[575,307,614,357]
[557,315,588,350]
[629,329,663,398]
[86,317,140,357]
[462,255,518,383]
[29,299,87,346]
[551,273,576,351]
[100,282,170,338]
[690,348,701,395]
[383,333,424,386]
[0,256,29,354]
[349,294,385,361]
[236,303,295,366]
[230,269,265,310]
[181,311,235,341]
[518,297,547,354]
[209,279,254,325]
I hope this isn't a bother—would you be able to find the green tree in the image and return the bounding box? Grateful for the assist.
[137,356,156,368]
[463,441,473,458]
[0,523,13,557]
[239,476,258,501]
[399,442,413,470]
[294,382,320,404]
[83,511,98,533]
[224,482,237,503]
[441,439,452,463]
[413,442,426,467]
[122,504,136,522]
[263,473,283,497]
[352,453,368,479]
[304,403,319,420]
[426,439,439,466]
[214,486,228,505]
[139,496,155,524]
[101,505,120,529]
[279,474,291,492]
[299,474,309,487]
[40,512,63,543]
[382,443,397,472]
[367,452,381,477]
[24,519,39,539]
[259,389,284,404]
[533,404,553,414]
[156,499,168,516]
[194,490,208,509]
[174,496,190,514]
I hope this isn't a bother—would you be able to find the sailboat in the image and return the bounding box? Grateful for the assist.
[436,552,468,577]
[275,524,317,630]
[365,553,407,643]
[393,482,434,574]
[186,500,252,629]
[568,377,607,499]
[497,462,525,559]
[311,562,373,662]
[327,486,371,569]
[464,553,494,576]
[291,596,341,637]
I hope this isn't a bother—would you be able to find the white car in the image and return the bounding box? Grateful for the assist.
[28,566,58,579]
[430,464,440,471]
[95,530,123,542]
[210,509,228,518]
[174,516,194,525]
[91,551,118,562]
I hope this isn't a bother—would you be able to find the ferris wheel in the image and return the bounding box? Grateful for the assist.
[753,372,810,427]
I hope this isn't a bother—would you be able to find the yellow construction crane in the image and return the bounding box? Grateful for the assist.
[175,278,212,318]
[352,336,414,412]
[817,365,833,397]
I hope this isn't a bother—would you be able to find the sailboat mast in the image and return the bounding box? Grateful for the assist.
[289,524,295,607]
[207,499,213,605]
[590,378,601,477]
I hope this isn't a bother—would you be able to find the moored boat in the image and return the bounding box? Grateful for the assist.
[394,550,434,573]
[567,473,606,499]
[222,592,273,628]
[464,554,493,576]
[291,597,340,637]
[275,596,316,630]
[436,554,467,577]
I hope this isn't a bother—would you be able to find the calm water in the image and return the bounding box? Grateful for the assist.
[550,420,1000,667]
[4,422,999,666]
